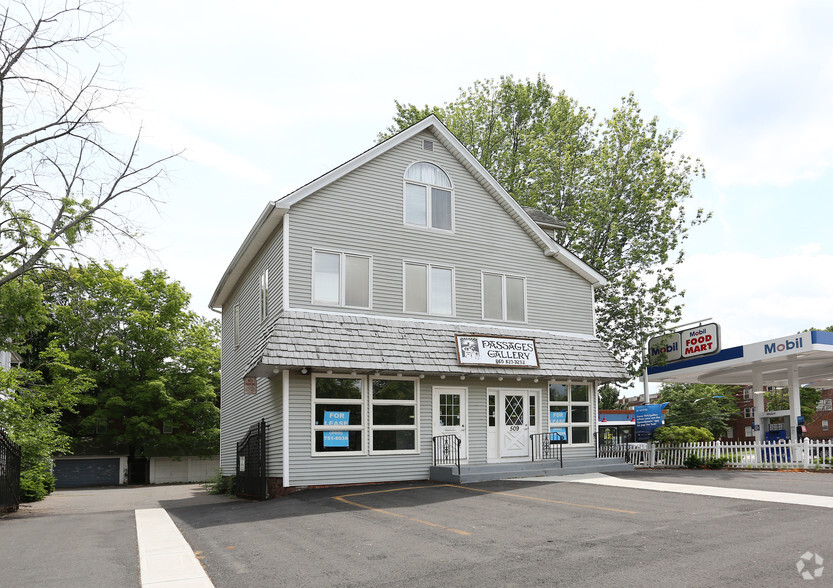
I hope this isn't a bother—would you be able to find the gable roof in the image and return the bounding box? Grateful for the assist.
[210,115,606,310]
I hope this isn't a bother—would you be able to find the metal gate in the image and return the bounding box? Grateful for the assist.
[1,427,21,513]
[236,419,267,500]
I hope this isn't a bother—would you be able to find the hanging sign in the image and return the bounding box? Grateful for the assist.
[648,323,721,366]
[455,335,539,367]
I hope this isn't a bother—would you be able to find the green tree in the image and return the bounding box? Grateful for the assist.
[381,76,708,376]
[764,388,821,422]
[40,263,220,458]
[0,1,175,288]
[657,383,740,439]
[652,425,714,445]
[598,384,621,410]
[0,343,92,501]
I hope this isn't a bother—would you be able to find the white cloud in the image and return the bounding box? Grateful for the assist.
[676,247,833,348]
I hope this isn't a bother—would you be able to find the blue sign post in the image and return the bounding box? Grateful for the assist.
[634,404,665,442]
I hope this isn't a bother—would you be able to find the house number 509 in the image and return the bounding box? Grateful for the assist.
[510,425,520,432]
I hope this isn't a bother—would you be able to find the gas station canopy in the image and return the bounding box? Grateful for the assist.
[647,330,833,388]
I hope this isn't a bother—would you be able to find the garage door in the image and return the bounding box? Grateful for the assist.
[54,458,120,488]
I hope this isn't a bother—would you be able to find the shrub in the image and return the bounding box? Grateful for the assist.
[653,425,714,445]
[19,463,55,502]
[205,470,236,496]
[683,454,705,469]
[706,457,729,469]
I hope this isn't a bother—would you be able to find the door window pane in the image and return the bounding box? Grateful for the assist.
[405,263,428,313]
[405,183,427,226]
[483,273,503,319]
[345,255,370,307]
[431,267,453,315]
[431,188,452,230]
[313,252,340,304]
[439,394,460,426]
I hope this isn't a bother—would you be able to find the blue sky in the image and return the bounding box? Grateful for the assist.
[93,0,833,353]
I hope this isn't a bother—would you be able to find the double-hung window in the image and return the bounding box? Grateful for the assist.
[548,382,591,445]
[483,272,526,322]
[404,162,453,231]
[313,250,371,308]
[404,262,453,316]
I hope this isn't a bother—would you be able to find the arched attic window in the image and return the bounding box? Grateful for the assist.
[404,162,453,231]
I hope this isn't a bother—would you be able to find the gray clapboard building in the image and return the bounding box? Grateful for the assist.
[210,115,627,491]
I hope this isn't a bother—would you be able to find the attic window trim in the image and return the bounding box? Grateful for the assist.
[403,162,454,232]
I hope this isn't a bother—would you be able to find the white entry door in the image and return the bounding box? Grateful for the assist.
[433,387,467,459]
[499,390,529,458]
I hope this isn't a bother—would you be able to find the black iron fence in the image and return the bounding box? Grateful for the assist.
[432,435,461,476]
[236,419,268,500]
[530,432,564,468]
[1,427,21,513]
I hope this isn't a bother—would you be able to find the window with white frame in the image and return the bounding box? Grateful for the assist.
[548,382,591,444]
[311,375,419,456]
[404,262,453,315]
[725,428,733,439]
[743,389,751,400]
[823,420,829,432]
[404,162,453,231]
[370,378,418,452]
[744,407,754,419]
[312,250,371,308]
[260,269,269,321]
[312,376,364,454]
[483,272,526,322]
[744,425,754,437]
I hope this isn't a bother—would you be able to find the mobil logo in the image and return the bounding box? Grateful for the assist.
[764,337,803,355]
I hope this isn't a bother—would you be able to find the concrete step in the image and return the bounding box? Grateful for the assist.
[430,458,633,484]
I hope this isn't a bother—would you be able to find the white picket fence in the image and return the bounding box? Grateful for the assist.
[627,438,833,470]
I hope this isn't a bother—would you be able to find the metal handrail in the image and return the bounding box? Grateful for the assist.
[530,432,564,468]
[432,435,461,476]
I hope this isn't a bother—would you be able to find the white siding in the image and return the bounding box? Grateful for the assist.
[219,225,284,476]
[286,131,595,334]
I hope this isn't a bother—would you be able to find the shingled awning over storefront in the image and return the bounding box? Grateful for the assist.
[245,310,628,382]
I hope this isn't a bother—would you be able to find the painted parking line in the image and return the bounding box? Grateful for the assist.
[135,508,214,587]
[516,473,833,509]
[334,483,638,536]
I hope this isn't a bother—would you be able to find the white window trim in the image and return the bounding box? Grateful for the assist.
[547,381,593,446]
[402,162,455,233]
[311,249,373,309]
[402,260,456,317]
[369,376,420,455]
[311,374,366,457]
[481,271,528,323]
[260,269,269,322]
[310,374,421,457]
[232,304,240,348]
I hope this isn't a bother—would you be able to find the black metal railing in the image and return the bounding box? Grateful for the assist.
[236,419,268,500]
[432,435,461,476]
[1,427,21,513]
[530,432,564,468]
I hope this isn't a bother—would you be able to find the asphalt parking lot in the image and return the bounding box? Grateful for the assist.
[165,470,833,587]
[2,470,832,587]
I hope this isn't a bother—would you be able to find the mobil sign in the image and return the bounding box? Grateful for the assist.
[681,323,720,359]
[649,322,721,365]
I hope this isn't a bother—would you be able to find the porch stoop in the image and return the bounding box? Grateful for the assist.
[429,457,633,484]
